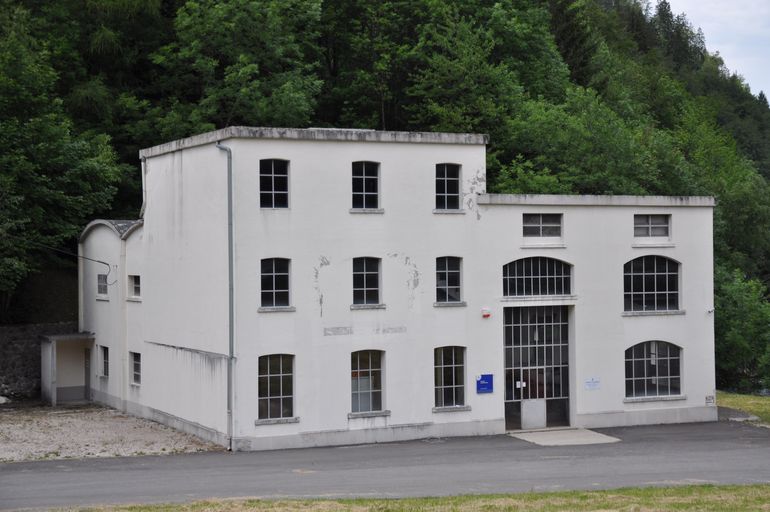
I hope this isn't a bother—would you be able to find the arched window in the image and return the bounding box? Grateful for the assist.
[625,341,681,398]
[623,256,679,311]
[503,257,571,297]
[258,354,294,419]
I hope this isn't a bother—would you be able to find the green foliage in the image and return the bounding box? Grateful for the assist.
[148,0,323,140]
[714,266,770,391]
[0,3,122,306]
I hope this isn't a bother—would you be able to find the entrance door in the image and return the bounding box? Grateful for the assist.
[504,306,569,430]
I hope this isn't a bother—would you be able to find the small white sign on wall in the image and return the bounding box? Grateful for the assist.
[584,377,601,391]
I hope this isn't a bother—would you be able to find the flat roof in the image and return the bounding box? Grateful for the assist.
[478,194,715,207]
[139,126,489,159]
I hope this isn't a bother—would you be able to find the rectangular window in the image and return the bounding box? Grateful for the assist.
[101,346,109,377]
[351,350,382,413]
[435,163,461,210]
[130,352,141,385]
[258,354,294,419]
[634,214,670,237]
[260,258,290,307]
[436,257,462,303]
[259,159,289,208]
[434,346,465,407]
[352,161,379,209]
[128,275,141,298]
[97,274,108,295]
[353,257,380,305]
[523,214,562,237]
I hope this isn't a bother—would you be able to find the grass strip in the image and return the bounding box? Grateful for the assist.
[70,484,770,512]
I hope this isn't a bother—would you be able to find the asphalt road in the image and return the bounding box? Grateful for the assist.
[2,421,770,509]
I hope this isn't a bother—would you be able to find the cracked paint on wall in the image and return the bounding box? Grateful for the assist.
[313,256,331,317]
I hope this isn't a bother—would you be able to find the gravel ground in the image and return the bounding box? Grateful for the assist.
[0,402,219,462]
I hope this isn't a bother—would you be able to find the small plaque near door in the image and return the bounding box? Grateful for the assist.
[476,374,493,393]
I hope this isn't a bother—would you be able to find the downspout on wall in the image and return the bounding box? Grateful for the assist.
[140,157,147,218]
[216,142,235,451]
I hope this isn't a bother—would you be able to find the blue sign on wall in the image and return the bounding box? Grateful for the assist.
[476,374,493,394]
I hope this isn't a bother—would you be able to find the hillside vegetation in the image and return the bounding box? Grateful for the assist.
[2,0,770,390]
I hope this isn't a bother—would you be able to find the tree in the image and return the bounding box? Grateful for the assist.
[147,0,323,141]
[0,3,122,316]
[714,266,770,390]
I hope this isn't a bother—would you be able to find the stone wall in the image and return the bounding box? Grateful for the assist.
[0,322,77,399]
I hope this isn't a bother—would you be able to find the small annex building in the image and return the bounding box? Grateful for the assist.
[70,127,717,450]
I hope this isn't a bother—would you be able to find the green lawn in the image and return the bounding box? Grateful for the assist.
[80,485,770,511]
[717,390,770,423]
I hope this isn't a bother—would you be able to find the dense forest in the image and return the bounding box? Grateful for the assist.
[2,0,770,390]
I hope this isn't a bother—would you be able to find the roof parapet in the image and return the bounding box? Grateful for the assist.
[139,126,489,159]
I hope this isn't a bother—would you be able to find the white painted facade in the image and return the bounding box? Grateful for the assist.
[77,127,717,450]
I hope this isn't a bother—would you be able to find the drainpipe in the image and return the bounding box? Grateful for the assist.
[140,156,147,218]
[216,142,235,451]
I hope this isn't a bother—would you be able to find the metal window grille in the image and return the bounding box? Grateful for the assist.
[259,159,289,208]
[634,214,670,237]
[435,163,460,210]
[625,341,681,397]
[101,346,109,377]
[261,258,290,307]
[97,274,108,295]
[351,350,382,413]
[503,257,571,296]
[434,346,465,407]
[353,257,380,304]
[131,352,141,385]
[258,354,294,419]
[436,257,461,302]
[352,161,379,209]
[523,213,562,237]
[504,306,569,402]
[623,255,679,311]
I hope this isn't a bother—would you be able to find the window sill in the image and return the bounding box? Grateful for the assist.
[520,243,566,249]
[433,209,465,214]
[622,310,685,317]
[96,296,109,302]
[258,306,296,313]
[99,375,108,380]
[348,410,391,419]
[432,405,471,413]
[434,301,467,308]
[130,382,140,388]
[350,304,386,310]
[350,208,384,214]
[624,395,687,404]
[255,416,300,426]
[632,241,675,248]
[126,297,142,303]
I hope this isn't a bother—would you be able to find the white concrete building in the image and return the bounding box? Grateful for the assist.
[63,127,717,450]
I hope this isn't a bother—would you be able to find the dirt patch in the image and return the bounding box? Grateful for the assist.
[0,402,219,462]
